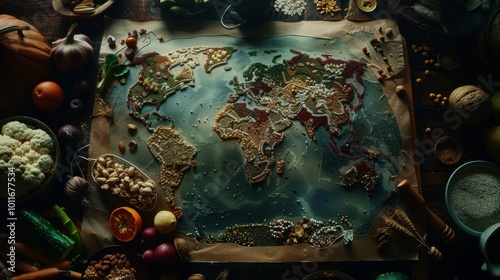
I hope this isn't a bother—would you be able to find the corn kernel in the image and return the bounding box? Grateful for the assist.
[429,93,436,98]
[422,51,428,57]
[442,96,448,101]
[440,101,446,106]
[436,93,442,99]
[416,78,422,83]
[425,70,430,75]
[429,59,435,64]
[434,63,441,68]
[434,98,440,103]
[425,127,432,133]
[424,60,430,65]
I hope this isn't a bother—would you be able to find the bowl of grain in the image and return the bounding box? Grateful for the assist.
[445,160,500,236]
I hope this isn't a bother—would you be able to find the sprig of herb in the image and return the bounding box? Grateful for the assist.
[96,53,130,92]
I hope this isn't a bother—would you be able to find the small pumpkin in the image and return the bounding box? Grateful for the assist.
[448,85,491,125]
[0,14,52,117]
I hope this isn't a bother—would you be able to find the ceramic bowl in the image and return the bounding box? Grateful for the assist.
[445,160,500,236]
[0,116,61,204]
[434,136,462,165]
[52,0,118,18]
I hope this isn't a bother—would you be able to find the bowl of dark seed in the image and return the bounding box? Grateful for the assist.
[82,245,147,279]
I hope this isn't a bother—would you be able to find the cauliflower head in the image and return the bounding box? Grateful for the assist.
[1,120,56,193]
[8,155,28,175]
[0,146,13,162]
[14,141,33,156]
[25,149,41,163]
[1,121,34,141]
[0,135,21,151]
[21,164,46,188]
[30,129,54,155]
[36,154,54,174]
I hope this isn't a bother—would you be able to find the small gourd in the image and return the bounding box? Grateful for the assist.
[448,85,491,125]
[0,14,52,117]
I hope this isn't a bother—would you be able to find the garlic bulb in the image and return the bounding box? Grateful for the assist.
[51,23,94,70]
[64,175,89,202]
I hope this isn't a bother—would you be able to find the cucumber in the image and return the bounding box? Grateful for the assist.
[18,208,75,261]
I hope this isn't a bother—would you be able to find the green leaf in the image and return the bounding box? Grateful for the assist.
[97,54,129,92]
[111,64,130,77]
[104,53,118,70]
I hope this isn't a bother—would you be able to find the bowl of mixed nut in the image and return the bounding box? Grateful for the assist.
[82,245,148,279]
[91,154,157,211]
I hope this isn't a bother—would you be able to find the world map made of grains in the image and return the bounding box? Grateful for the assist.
[127,46,374,219]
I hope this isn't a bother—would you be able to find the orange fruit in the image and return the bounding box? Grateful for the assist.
[109,207,143,242]
[32,81,65,112]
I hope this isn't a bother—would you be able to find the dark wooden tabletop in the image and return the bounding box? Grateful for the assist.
[2,0,500,279]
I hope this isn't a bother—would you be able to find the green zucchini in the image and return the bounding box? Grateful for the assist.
[18,208,75,261]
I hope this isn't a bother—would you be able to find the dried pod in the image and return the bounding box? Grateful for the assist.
[174,238,190,261]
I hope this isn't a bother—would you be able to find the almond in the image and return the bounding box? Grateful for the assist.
[118,141,126,153]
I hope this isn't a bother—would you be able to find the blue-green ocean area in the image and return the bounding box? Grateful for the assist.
[108,33,405,239]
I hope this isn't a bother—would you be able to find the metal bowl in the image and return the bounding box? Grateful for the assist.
[0,116,61,204]
[445,160,500,236]
[91,153,158,211]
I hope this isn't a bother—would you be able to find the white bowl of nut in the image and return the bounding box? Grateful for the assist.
[91,154,157,211]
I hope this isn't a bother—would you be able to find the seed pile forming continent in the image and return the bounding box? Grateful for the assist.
[147,126,197,218]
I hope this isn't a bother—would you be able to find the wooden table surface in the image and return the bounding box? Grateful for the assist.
[2,0,500,279]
